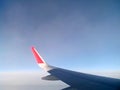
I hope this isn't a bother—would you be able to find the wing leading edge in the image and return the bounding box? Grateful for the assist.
[31,47,120,90]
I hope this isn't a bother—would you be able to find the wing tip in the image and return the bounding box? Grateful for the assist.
[31,46,35,50]
[31,46,45,64]
[31,46,54,71]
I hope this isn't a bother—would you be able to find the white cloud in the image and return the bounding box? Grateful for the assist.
[0,71,67,86]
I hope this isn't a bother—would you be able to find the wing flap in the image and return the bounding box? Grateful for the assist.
[42,75,59,81]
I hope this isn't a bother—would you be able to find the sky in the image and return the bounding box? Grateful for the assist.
[0,0,120,77]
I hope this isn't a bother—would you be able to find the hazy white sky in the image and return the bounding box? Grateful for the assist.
[0,0,120,72]
[0,71,68,90]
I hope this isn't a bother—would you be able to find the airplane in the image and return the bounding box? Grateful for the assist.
[31,47,120,90]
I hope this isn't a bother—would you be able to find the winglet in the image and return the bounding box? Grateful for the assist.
[31,46,54,71]
[31,47,46,64]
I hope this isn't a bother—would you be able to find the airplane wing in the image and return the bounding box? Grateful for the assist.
[31,47,120,90]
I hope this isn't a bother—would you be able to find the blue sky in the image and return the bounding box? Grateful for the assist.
[0,0,120,72]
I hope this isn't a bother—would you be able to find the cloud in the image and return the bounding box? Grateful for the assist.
[0,71,67,86]
[0,71,68,90]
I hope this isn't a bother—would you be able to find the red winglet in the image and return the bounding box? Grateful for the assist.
[31,47,44,64]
